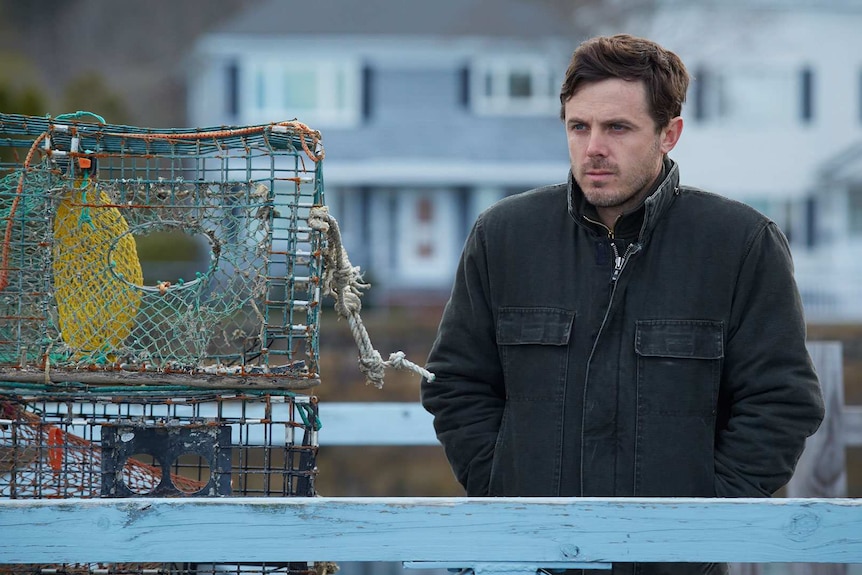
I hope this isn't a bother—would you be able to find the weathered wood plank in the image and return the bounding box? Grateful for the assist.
[785,342,847,575]
[789,341,847,499]
[1,497,861,565]
[0,367,320,389]
[844,406,862,447]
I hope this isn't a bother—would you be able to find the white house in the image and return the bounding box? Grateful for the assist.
[187,0,862,322]
[187,0,581,305]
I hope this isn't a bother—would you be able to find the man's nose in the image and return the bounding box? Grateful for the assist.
[586,132,608,157]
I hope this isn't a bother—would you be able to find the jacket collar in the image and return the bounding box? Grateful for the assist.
[567,157,680,241]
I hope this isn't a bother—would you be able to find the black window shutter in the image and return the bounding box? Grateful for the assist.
[460,66,471,108]
[692,66,707,122]
[800,67,814,123]
[360,186,372,251]
[362,65,373,121]
[226,61,239,117]
[457,186,471,246]
[805,196,817,248]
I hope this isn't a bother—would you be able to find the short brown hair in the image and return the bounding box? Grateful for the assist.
[559,34,690,129]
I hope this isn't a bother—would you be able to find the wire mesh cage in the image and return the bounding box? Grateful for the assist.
[0,112,325,389]
[0,389,318,499]
[0,385,321,574]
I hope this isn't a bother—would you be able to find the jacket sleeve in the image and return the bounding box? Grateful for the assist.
[715,221,825,497]
[420,218,506,496]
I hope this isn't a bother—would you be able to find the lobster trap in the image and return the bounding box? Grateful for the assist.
[0,112,325,388]
[0,113,330,575]
[0,385,320,575]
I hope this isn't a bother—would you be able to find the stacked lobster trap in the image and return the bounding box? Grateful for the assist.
[0,112,329,575]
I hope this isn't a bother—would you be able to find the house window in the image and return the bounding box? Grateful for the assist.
[244,58,361,127]
[282,69,317,109]
[508,71,532,98]
[691,65,814,125]
[471,57,559,116]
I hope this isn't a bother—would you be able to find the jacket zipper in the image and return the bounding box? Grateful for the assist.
[582,215,640,285]
[577,218,642,495]
[610,241,640,285]
[611,242,623,283]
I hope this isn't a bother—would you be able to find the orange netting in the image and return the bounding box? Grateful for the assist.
[0,402,205,498]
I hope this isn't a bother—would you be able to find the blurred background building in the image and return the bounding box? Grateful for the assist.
[183,0,862,323]
[2,0,862,497]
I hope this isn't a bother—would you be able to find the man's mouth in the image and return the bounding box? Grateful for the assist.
[585,170,615,179]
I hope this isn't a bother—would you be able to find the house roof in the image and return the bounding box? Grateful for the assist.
[217,0,862,40]
[216,0,582,38]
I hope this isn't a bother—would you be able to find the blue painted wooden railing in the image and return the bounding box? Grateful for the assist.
[1,496,861,572]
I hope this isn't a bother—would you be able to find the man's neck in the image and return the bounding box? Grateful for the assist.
[596,161,666,230]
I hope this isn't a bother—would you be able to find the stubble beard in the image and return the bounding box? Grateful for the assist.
[580,167,657,209]
[578,141,663,210]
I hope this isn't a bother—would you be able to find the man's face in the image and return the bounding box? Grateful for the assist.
[563,78,681,220]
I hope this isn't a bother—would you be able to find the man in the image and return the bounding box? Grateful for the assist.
[420,34,824,575]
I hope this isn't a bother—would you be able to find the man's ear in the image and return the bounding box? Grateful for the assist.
[660,116,683,154]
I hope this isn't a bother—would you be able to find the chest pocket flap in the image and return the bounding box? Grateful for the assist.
[635,320,724,359]
[497,307,574,345]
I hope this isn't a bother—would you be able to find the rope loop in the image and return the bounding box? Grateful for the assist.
[308,206,435,388]
[53,110,107,124]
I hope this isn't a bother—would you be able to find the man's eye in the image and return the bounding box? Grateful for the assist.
[610,124,627,131]
[570,124,586,131]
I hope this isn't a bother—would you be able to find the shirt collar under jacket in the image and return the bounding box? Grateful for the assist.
[567,157,680,242]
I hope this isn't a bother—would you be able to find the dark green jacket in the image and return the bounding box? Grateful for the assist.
[421,159,824,575]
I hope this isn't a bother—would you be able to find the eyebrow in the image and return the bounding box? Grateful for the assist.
[566,117,635,127]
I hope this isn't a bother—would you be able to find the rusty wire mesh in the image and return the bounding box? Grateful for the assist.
[0,389,319,499]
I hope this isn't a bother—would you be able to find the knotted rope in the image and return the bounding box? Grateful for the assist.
[308,206,435,389]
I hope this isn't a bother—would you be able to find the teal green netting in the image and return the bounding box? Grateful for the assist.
[0,113,325,387]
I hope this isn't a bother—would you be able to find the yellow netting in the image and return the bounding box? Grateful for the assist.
[52,177,143,359]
